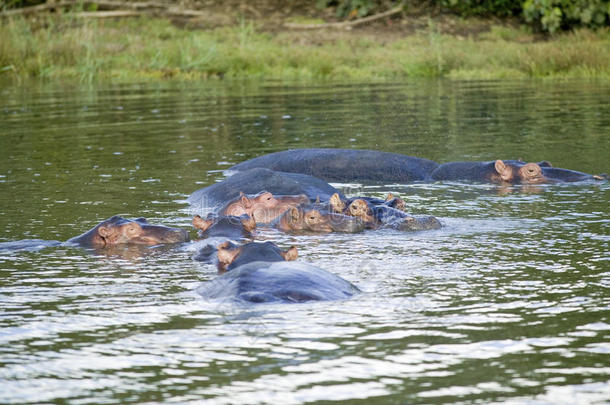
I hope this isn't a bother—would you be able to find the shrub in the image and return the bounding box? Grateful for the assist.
[523,0,610,33]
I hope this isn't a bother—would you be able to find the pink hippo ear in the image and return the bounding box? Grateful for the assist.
[192,215,213,232]
[329,193,345,213]
[282,246,298,261]
[494,159,513,182]
[240,194,253,209]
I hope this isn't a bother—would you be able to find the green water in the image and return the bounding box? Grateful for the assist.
[0,80,609,404]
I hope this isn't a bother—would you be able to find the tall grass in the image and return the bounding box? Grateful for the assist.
[1,14,609,83]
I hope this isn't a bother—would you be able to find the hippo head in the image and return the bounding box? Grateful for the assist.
[250,193,309,223]
[192,214,256,237]
[283,206,334,233]
[222,191,309,224]
[494,160,604,184]
[216,241,298,273]
[347,199,376,225]
[493,160,548,184]
[220,191,277,216]
[385,193,407,211]
[76,216,189,247]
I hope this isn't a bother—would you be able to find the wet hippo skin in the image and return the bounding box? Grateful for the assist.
[197,241,360,303]
[274,204,365,234]
[229,148,440,183]
[430,159,605,184]
[188,168,344,209]
[1,216,190,252]
[67,216,190,247]
[219,191,309,224]
[192,215,256,240]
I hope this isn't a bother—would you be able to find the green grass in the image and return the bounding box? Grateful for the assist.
[1,14,609,83]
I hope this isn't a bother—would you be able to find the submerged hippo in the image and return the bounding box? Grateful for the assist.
[330,193,407,213]
[274,204,365,234]
[67,216,190,247]
[219,191,309,224]
[188,168,343,210]
[215,240,298,273]
[0,216,190,252]
[197,241,360,303]
[229,148,440,183]
[430,159,606,184]
[192,214,256,240]
[329,193,441,231]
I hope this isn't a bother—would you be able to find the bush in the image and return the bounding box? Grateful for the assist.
[523,0,610,33]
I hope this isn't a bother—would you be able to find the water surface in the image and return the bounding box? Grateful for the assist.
[1,80,609,404]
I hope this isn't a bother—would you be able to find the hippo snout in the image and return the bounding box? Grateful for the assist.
[166,228,190,243]
[398,215,442,231]
[327,214,365,233]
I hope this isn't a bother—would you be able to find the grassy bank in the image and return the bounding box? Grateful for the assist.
[1,15,609,83]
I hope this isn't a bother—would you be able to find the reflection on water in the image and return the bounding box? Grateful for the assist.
[0,80,609,404]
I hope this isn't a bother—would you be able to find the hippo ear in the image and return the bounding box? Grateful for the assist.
[290,207,301,221]
[537,160,553,168]
[192,215,213,232]
[240,195,253,209]
[217,242,241,268]
[282,246,298,261]
[494,160,513,181]
[385,193,395,201]
[315,196,320,204]
[329,193,345,213]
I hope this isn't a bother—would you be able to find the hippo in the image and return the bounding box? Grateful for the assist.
[274,204,365,234]
[329,193,407,214]
[192,214,256,240]
[188,168,344,210]
[430,160,606,184]
[229,148,440,183]
[215,240,298,273]
[1,216,190,252]
[67,216,190,247]
[329,193,441,231]
[190,215,256,263]
[219,191,309,224]
[197,241,360,303]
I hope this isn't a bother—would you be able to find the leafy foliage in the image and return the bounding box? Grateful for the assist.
[522,0,609,33]
[317,0,609,32]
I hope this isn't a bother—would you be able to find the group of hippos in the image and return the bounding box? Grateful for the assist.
[5,149,605,303]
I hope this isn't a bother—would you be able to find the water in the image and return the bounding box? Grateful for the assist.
[0,80,609,404]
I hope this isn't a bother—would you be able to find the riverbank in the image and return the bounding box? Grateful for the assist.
[1,12,609,83]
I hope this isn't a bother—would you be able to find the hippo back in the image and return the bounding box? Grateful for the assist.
[230,148,439,183]
[188,168,343,210]
[0,239,62,252]
[196,261,360,303]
